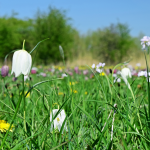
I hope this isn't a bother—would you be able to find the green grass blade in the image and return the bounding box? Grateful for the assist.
[29,38,49,54]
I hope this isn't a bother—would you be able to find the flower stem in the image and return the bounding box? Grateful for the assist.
[144,51,150,127]
[22,40,25,50]
[22,75,27,134]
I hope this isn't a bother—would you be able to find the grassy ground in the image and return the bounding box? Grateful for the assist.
[0,61,150,149]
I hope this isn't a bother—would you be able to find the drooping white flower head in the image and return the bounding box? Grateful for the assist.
[120,68,132,90]
[141,36,150,49]
[121,68,132,79]
[61,73,68,78]
[11,50,32,77]
[50,109,67,133]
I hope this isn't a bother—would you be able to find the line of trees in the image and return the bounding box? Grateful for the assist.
[0,7,140,65]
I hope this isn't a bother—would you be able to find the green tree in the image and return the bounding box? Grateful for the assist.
[86,23,136,64]
[0,16,34,62]
[33,7,75,64]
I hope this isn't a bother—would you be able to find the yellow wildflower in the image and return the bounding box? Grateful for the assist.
[58,67,62,71]
[58,92,64,95]
[73,90,78,93]
[0,120,14,132]
[85,92,88,95]
[100,72,105,76]
[70,82,76,85]
[71,89,78,93]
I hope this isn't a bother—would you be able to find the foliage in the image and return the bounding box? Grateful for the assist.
[0,9,141,65]
[0,8,76,65]
[0,65,150,149]
[32,7,75,64]
[85,23,137,64]
[0,17,33,60]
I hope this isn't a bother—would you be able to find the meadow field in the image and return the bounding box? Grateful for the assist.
[0,35,150,150]
[1,50,150,150]
[0,3,150,150]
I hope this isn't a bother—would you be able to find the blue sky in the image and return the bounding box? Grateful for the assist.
[0,0,149,37]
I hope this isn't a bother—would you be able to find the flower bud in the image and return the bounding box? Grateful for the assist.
[17,83,20,88]
[5,83,9,89]
[12,77,17,81]
[59,45,64,60]
[1,65,9,77]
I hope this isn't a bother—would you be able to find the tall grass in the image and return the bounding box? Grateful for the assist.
[0,63,150,149]
[0,41,150,149]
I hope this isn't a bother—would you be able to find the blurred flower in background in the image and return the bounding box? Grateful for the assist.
[39,72,47,77]
[96,68,102,73]
[136,63,141,67]
[74,66,79,74]
[141,36,150,50]
[31,67,38,74]
[83,70,88,75]
[61,73,68,78]
[138,70,147,77]
[92,64,95,69]
[1,65,9,77]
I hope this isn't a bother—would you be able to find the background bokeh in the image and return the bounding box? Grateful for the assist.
[0,1,149,66]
